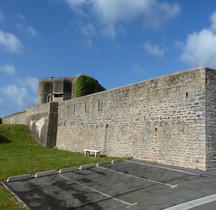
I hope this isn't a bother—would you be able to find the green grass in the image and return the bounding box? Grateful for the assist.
[0,124,118,210]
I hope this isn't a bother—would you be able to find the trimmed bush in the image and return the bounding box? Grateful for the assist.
[75,75,98,97]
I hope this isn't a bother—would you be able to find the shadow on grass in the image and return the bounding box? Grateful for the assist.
[0,134,11,144]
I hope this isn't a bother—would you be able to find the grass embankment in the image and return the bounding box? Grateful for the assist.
[0,124,116,210]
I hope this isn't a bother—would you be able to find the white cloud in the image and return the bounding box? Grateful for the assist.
[82,38,93,47]
[0,31,23,53]
[0,74,38,108]
[0,64,16,75]
[79,23,96,47]
[144,42,165,57]
[174,41,184,49]
[64,0,181,39]
[0,84,37,108]
[181,11,216,67]
[17,77,38,92]
[16,13,26,21]
[25,26,40,38]
[0,11,5,22]
[1,85,28,106]
[81,23,96,37]
[210,12,216,31]
[132,62,148,75]
[17,24,40,38]
[16,13,40,38]
[65,0,87,9]
[144,1,181,29]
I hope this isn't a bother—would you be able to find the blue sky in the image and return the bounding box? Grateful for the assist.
[0,0,216,117]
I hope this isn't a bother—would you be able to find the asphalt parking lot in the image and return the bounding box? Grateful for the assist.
[3,159,216,210]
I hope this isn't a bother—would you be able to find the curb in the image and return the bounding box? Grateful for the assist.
[35,170,58,178]
[7,174,33,183]
[111,159,125,164]
[79,164,95,170]
[96,161,112,167]
[2,181,31,209]
[59,167,78,174]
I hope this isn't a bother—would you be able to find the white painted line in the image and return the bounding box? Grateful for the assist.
[59,174,137,208]
[126,160,198,176]
[7,174,33,183]
[98,166,178,189]
[79,164,95,170]
[164,202,194,210]
[164,193,216,210]
[35,170,58,178]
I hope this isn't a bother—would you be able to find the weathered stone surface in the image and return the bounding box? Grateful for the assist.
[27,102,58,147]
[56,67,207,170]
[3,67,216,170]
[2,111,27,124]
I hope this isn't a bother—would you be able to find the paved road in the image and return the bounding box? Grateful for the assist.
[3,160,216,209]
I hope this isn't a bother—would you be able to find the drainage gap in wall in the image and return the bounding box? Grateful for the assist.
[186,92,188,99]
[85,103,87,113]
[98,100,102,112]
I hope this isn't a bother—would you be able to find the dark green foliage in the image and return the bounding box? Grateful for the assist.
[75,75,98,97]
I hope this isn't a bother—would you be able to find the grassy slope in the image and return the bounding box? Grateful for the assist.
[0,125,116,210]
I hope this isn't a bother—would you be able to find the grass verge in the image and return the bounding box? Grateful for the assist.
[0,124,118,210]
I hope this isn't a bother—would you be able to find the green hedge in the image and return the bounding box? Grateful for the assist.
[75,75,98,97]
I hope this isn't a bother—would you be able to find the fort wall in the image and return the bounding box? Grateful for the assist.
[205,69,216,168]
[56,67,207,170]
[3,67,216,170]
[1,104,58,147]
[2,111,27,125]
[26,102,58,147]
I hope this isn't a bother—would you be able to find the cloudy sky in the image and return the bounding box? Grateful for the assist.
[0,0,216,117]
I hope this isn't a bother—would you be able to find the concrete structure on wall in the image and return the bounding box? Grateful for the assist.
[38,76,105,105]
[3,67,216,171]
[38,77,76,104]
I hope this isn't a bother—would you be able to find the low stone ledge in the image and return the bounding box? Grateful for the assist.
[111,159,125,164]
[35,170,58,178]
[79,164,95,170]
[96,161,112,167]
[59,167,78,174]
[7,174,33,183]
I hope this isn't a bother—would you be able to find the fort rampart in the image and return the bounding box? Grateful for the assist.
[3,67,216,170]
[2,111,27,124]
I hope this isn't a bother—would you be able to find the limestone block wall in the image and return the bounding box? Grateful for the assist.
[3,67,216,170]
[26,102,58,147]
[205,69,216,168]
[56,67,207,170]
[2,111,27,124]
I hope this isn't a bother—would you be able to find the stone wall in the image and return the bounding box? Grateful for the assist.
[1,103,58,147]
[56,67,207,170]
[2,111,27,124]
[3,67,216,170]
[27,102,58,147]
[205,69,216,168]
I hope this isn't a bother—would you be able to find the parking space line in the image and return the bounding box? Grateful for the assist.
[126,160,198,176]
[164,193,216,210]
[98,166,178,189]
[58,174,137,208]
